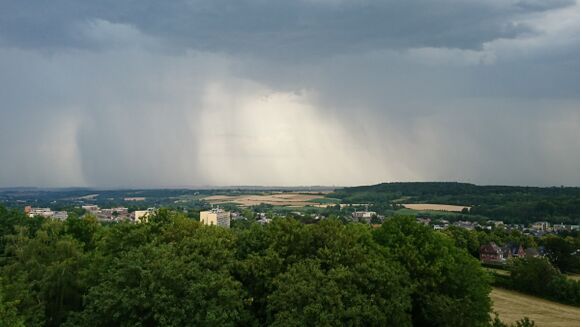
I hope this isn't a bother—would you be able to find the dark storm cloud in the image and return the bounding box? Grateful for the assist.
[0,0,578,187]
[0,0,574,57]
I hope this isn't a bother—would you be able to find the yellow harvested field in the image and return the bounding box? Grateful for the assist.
[566,274,579,281]
[490,287,579,327]
[203,192,325,207]
[402,203,470,212]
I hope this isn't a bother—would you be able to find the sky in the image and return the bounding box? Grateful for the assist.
[0,0,579,187]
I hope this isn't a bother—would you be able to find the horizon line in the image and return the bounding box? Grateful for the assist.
[0,181,579,190]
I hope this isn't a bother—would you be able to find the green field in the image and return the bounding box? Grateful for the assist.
[308,197,341,204]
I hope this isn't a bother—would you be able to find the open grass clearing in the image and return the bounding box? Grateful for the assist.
[490,287,579,327]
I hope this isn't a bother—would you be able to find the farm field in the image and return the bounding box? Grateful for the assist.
[203,192,326,207]
[402,203,470,212]
[490,287,579,327]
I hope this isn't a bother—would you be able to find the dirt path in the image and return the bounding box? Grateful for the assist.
[491,287,579,327]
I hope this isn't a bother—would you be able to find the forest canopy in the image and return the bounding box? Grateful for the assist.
[328,182,579,224]
[0,206,501,327]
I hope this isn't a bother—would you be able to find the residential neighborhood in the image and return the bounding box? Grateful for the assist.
[479,242,531,265]
[23,205,155,223]
[414,216,579,236]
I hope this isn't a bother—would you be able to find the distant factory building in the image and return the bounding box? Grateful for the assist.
[25,206,68,220]
[200,207,231,228]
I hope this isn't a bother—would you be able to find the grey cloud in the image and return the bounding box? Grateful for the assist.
[516,0,576,11]
[0,47,230,187]
[0,0,578,187]
[0,0,575,58]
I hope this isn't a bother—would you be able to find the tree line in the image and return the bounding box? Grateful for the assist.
[0,205,535,326]
[328,182,579,225]
[492,257,579,306]
[442,225,579,273]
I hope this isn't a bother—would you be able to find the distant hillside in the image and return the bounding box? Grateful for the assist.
[328,182,580,224]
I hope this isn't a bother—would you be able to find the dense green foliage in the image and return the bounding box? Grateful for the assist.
[441,224,579,307]
[539,235,579,273]
[329,182,579,224]
[0,278,25,327]
[0,206,498,326]
[490,315,536,327]
[373,219,492,327]
[440,225,579,275]
[493,257,579,306]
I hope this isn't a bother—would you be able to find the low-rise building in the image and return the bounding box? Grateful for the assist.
[352,211,376,219]
[352,211,376,223]
[531,221,551,232]
[416,217,431,225]
[124,197,146,201]
[81,205,132,222]
[502,243,526,260]
[52,211,69,220]
[453,220,477,230]
[554,224,580,232]
[480,242,529,264]
[27,207,54,218]
[82,205,100,213]
[257,217,272,225]
[25,207,68,220]
[487,220,505,227]
[480,242,504,264]
[101,207,129,220]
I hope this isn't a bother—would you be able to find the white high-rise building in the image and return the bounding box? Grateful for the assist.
[200,208,230,228]
[131,208,155,223]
